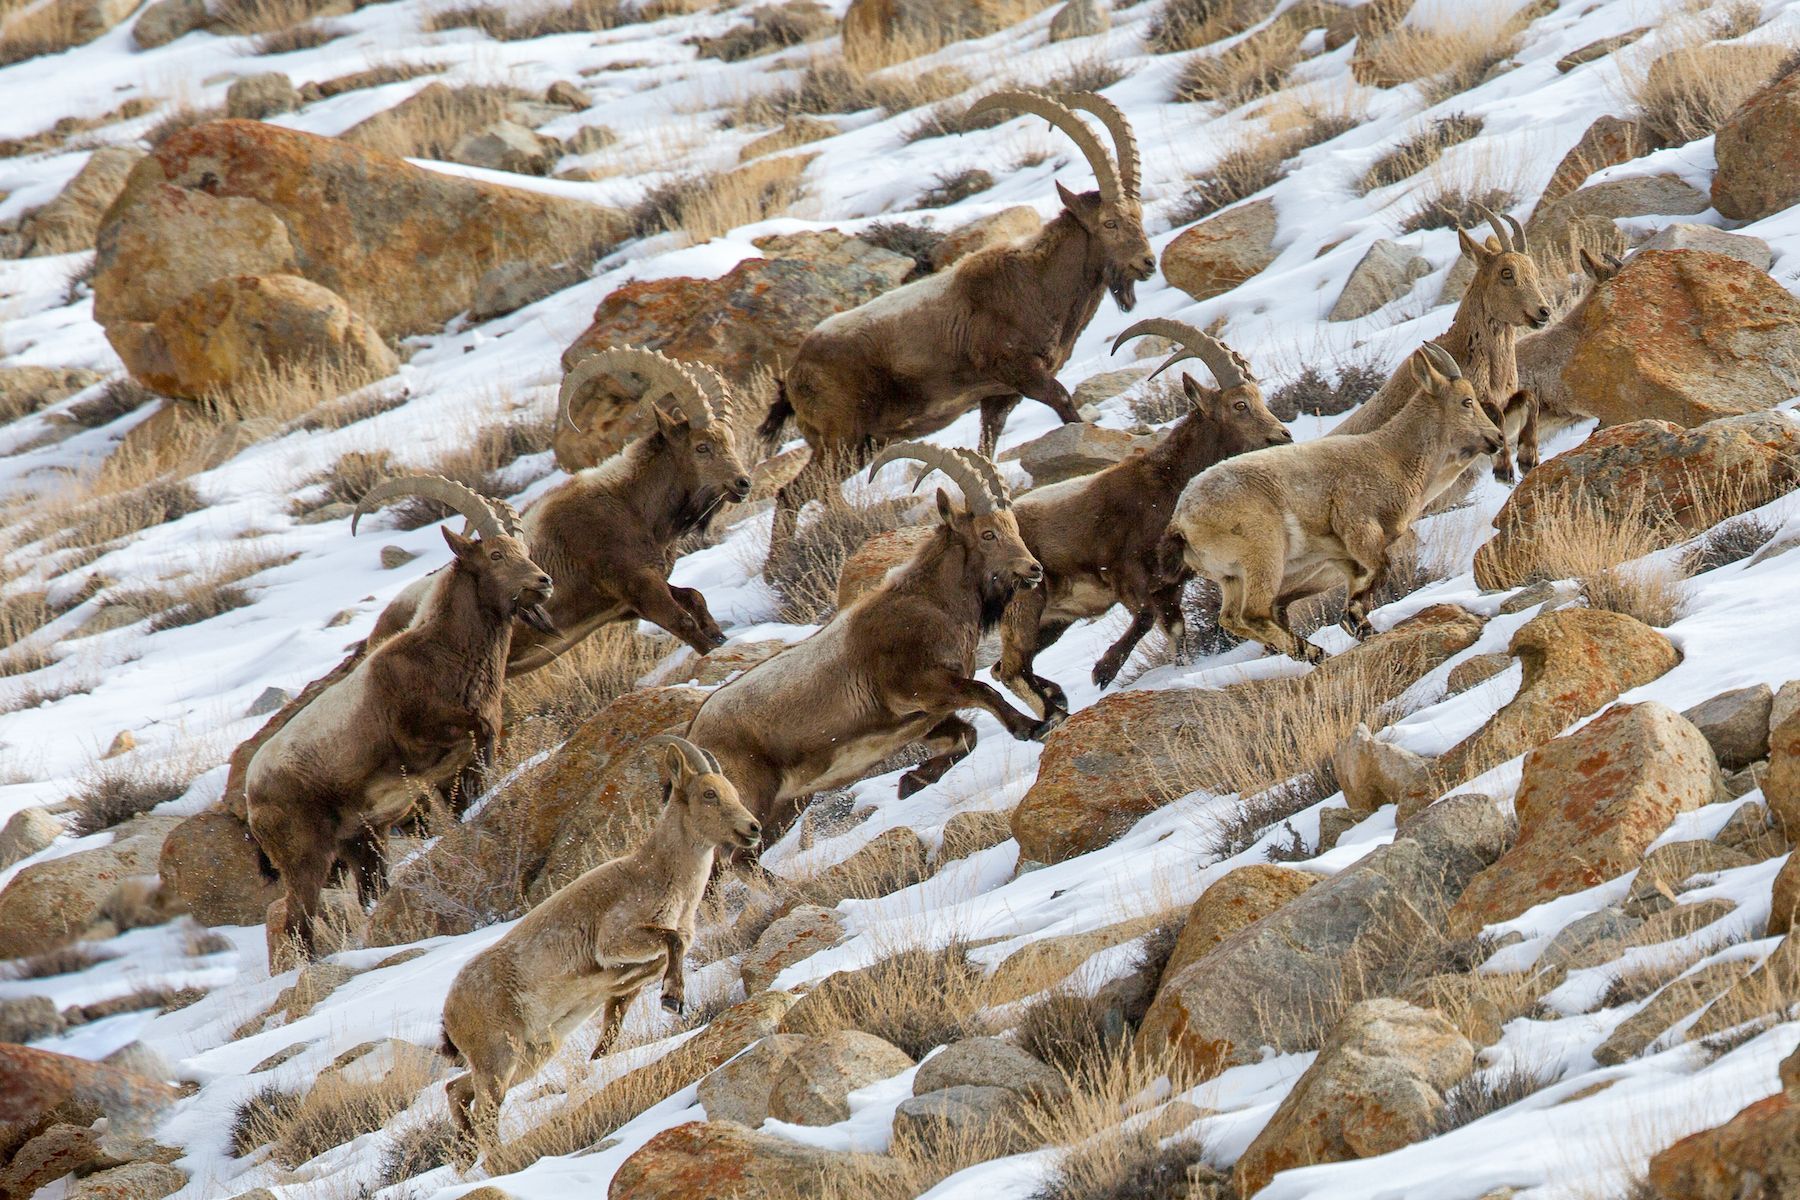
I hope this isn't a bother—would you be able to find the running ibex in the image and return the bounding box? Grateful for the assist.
[995,319,1291,717]
[686,445,1051,835]
[762,90,1154,561]
[246,477,554,957]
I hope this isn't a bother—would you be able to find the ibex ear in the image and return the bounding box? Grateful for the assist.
[1181,374,1217,417]
[662,743,692,789]
[649,402,685,440]
[1409,350,1439,391]
[935,487,959,526]
[1456,227,1493,264]
[442,526,477,560]
[1056,181,1099,228]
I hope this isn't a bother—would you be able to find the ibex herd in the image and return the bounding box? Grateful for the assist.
[232,85,1628,1153]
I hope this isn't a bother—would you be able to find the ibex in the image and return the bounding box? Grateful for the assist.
[761,89,1154,560]
[1513,248,1624,449]
[440,736,760,1153]
[367,348,752,670]
[686,445,1052,834]
[246,477,554,957]
[1163,344,1503,662]
[995,319,1291,718]
[1331,205,1549,483]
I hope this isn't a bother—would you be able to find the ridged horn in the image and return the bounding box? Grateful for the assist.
[1502,211,1526,253]
[558,347,717,435]
[351,473,506,541]
[1112,318,1254,392]
[965,89,1120,203]
[1419,341,1462,380]
[1471,201,1513,253]
[1059,92,1139,198]
[645,734,719,778]
[868,441,1009,514]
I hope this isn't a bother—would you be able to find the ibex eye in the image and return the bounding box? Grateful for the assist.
[490,551,502,561]
[1104,220,1118,229]
[697,443,711,454]
[705,790,717,800]
[982,530,997,540]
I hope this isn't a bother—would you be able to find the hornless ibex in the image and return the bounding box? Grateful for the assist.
[1163,344,1503,662]
[246,477,554,957]
[366,348,752,671]
[1513,248,1624,448]
[440,735,760,1154]
[685,445,1052,835]
[761,89,1155,561]
[1331,205,1549,484]
[995,319,1291,718]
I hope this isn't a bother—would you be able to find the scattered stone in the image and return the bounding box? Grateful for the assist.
[246,686,294,718]
[1682,685,1774,772]
[1447,653,1512,694]
[0,995,66,1042]
[699,1034,809,1126]
[0,806,62,869]
[1328,238,1432,321]
[133,0,207,47]
[1538,907,1641,971]
[1049,0,1108,41]
[768,1030,912,1125]
[936,809,1014,861]
[378,546,418,570]
[1638,223,1773,272]
[984,914,1162,1005]
[66,1161,187,1200]
[1233,999,1475,1197]
[452,121,561,176]
[1162,198,1278,302]
[469,259,587,323]
[1335,724,1433,820]
[160,807,282,926]
[102,730,137,759]
[0,814,182,959]
[564,124,618,156]
[1012,421,1140,485]
[742,905,844,994]
[911,1037,1066,1103]
[929,205,1041,271]
[608,1121,905,1200]
[1162,864,1317,985]
[892,1085,1017,1149]
[1712,64,1800,221]
[226,73,300,121]
[546,80,592,109]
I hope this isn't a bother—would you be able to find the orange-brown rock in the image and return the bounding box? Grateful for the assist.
[0,1045,176,1133]
[1764,706,1800,839]
[607,1120,906,1200]
[836,525,931,609]
[1539,115,1652,209]
[1011,605,1483,864]
[1446,702,1724,938]
[158,807,282,927]
[1773,838,1800,938]
[1646,1089,1800,1199]
[1161,864,1317,985]
[93,182,297,327]
[1712,58,1800,221]
[1161,198,1277,303]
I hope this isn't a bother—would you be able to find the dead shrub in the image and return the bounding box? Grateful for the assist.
[1398,182,1519,235]
[70,756,197,836]
[1682,513,1779,575]
[201,355,395,432]
[725,54,970,128]
[16,458,204,554]
[503,623,673,743]
[253,19,345,54]
[377,1117,460,1188]
[426,0,701,40]
[1147,0,1249,53]
[857,220,945,280]
[766,457,915,624]
[1032,1127,1216,1200]
[307,60,445,100]
[1205,773,1337,862]
[1360,113,1484,193]
[111,547,295,635]
[285,383,411,433]
[1267,356,1386,421]
[783,942,988,1058]
[1431,1061,1554,1134]
[145,103,228,148]
[1173,20,1306,106]
[291,449,396,517]
[1168,97,1358,226]
[1038,53,1130,96]
[2,943,112,980]
[231,1085,304,1156]
[1354,10,1527,104]
[902,98,1009,144]
[919,167,994,208]
[214,0,340,36]
[843,0,1052,69]
[1627,37,1791,147]
[630,156,807,242]
[68,378,157,429]
[688,0,833,61]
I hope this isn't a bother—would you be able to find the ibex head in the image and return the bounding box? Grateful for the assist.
[966,90,1155,310]
[647,735,761,851]
[1460,203,1551,330]
[871,441,1042,610]
[1114,318,1291,454]
[1412,342,1504,463]
[353,475,557,634]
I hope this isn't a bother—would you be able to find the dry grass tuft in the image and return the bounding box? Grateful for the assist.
[1354,9,1528,104]
[782,942,988,1058]
[1173,20,1306,106]
[687,0,833,61]
[70,756,197,836]
[725,54,971,129]
[766,456,916,624]
[1431,1061,1554,1135]
[231,1084,304,1157]
[377,1116,460,1188]
[68,378,157,429]
[291,449,396,517]
[918,167,994,208]
[1397,174,1519,234]
[144,103,228,148]
[253,19,345,54]
[0,98,157,159]
[630,155,808,242]
[1021,1048,1212,1200]
[0,588,52,664]
[1360,113,1484,193]
[214,0,339,36]
[115,547,295,634]
[1626,34,1791,147]
[1147,0,1250,53]
[344,82,528,161]
[1037,52,1131,96]
[249,1052,439,1168]
[503,623,674,744]
[424,0,706,41]
[10,453,205,559]
[2,943,112,980]
[0,0,92,67]
[1167,96,1359,226]
[200,355,395,432]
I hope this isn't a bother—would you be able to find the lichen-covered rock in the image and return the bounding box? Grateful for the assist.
[1447,703,1724,938]
[1526,174,1707,264]
[1329,238,1431,321]
[698,1034,809,1126]
[1162,198,1277,303]
[835,525,932,610]
[1161,864,1317,984]
[0,815,182,959]
[1647,1089,1800,1199]
[607,1121,905,1200]
[1712,62,1800,221]
[1773,852,1800,938]
[0,1045,177,1133]
[66,1160,187,1200]
[1638,223,1773,272]
[1233,1000,1474,1197]
[767,1031,914,1125]
[1763,705,1800,837]
[742,905,844,994]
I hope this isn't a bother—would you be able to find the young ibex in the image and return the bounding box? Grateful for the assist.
[762,89,1155,560]
[440,735,760,1152]
[1331,205,1549,482]
[1513,248,1623,446]
[995,319,1291,718]
[246,477,554,957]
[685,445,1052,834]
[365,348,752,670]
[1163,344,1503,662]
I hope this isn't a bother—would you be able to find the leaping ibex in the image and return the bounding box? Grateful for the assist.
[686,445,1052,836]
[246,476,554,958]
[762,89,1155,562]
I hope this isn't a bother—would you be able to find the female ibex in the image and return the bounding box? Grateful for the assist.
[440,735,760,1153]
[995,319,1291,718]
[246,477,554,957]
[1164,344,1503,662]
[686,445,1051,835]
[762,89,1155,561]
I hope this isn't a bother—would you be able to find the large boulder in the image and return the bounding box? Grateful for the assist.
[0,1045,176,1133]
[1233,999,1474,1197]
[1646,1090,1800,1199]
[107,273,397,399]
[1475,412,1800,589]
[1328,238,1431,322]
[95,120,625,346]
[1525,174,1708,265]
[1139,795,1512,1079]
[607,1121,906,1199]
[1010,605,1483,864]
[1638,223,1773,272]
[910,1037,1066,1102]
[742,904,844,994]
[698,1034,809,1126]
[1556,251,1800,429]
[158,807,282,927]
[1446,703,1724,938]
[1161,863,1317,984]
[767,1030,913,1125]
[0,806,63,870]
[1765,706,1800,839]
[0,815,182,959]
[1681,684,1773,772]
[19,146,145,257]
[1712,64,1800,222]
[1161,198,1277,303]
[1539,115,1651,209]
[556,230,912,469]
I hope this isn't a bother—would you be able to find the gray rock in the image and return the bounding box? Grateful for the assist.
[102,1041,174,1082]
[226,73,300,121]
[1527,174,1711,262]
[891,1085,1016,1148]
[379,546,418,570]
[67,1161,187,1200]
[0,807,62,870]
[1682,684,1774,771]
[1048,0,1108,41]
[1329,238,1432,322]
[700,1034,809,1126]
[1071,367,1152,410]
[1773,680,1800,739]
[245,686,295,718]
[546,80,592,109]
[1317,805,1359,852]
[767,1031,913,1126]
[452,121,560,176]
[1538,906,1641,970]
[132,0,206,48]
[741,905,843,995]
[912,1037,1067,1102]
[1638,223,1773,272]
[564,124,617,155]
[0,995,66,1042]
[1715,799,1773,852]
[1012,422,1141,486]
[469,259,588,323]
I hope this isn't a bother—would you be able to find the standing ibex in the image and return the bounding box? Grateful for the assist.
[686,445,1051,834]
[1164,344,1502,662]
[995,319,1291,718]
[440,735,760,1153]
[246,477,554,957]
[365,348,752,670]
[1513,248,1624,449]
[761,89,1154,561]
[1331,206,1549,483]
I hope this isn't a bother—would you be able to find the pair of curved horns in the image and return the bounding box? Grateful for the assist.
[1112,318,1255,393]
[1417,341,1462,380]
[559,346,719,435]
[646,733,721,777]
[964,89,1139,203]
[1468,201,1527,254]
[351,473,522,542]
[868,441,1011,515]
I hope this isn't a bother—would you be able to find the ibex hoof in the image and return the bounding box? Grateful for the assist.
[1028,714,1064,741]
[1295,641,1328,665]
[1091,662,1121,689]
[897,771,929,799]
[661,995,683,1015]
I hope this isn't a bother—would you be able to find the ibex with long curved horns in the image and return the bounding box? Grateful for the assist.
[996,319,1291,717]
[685,445,1051,836]
[760,89,1155,562]
[246,476,554,958]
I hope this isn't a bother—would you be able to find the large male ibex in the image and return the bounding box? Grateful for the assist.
[996,319,1292,718]
[762,89,1155,560]
[246,477,554,957]
[685,445,1052,836]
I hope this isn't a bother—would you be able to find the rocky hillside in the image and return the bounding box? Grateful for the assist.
[3,0,1800,1197]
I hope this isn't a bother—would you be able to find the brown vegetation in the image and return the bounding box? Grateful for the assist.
[1173,20,1306,107]
[1360,113,1484,193]
[70,755,197,836]
[630,155,809,242]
